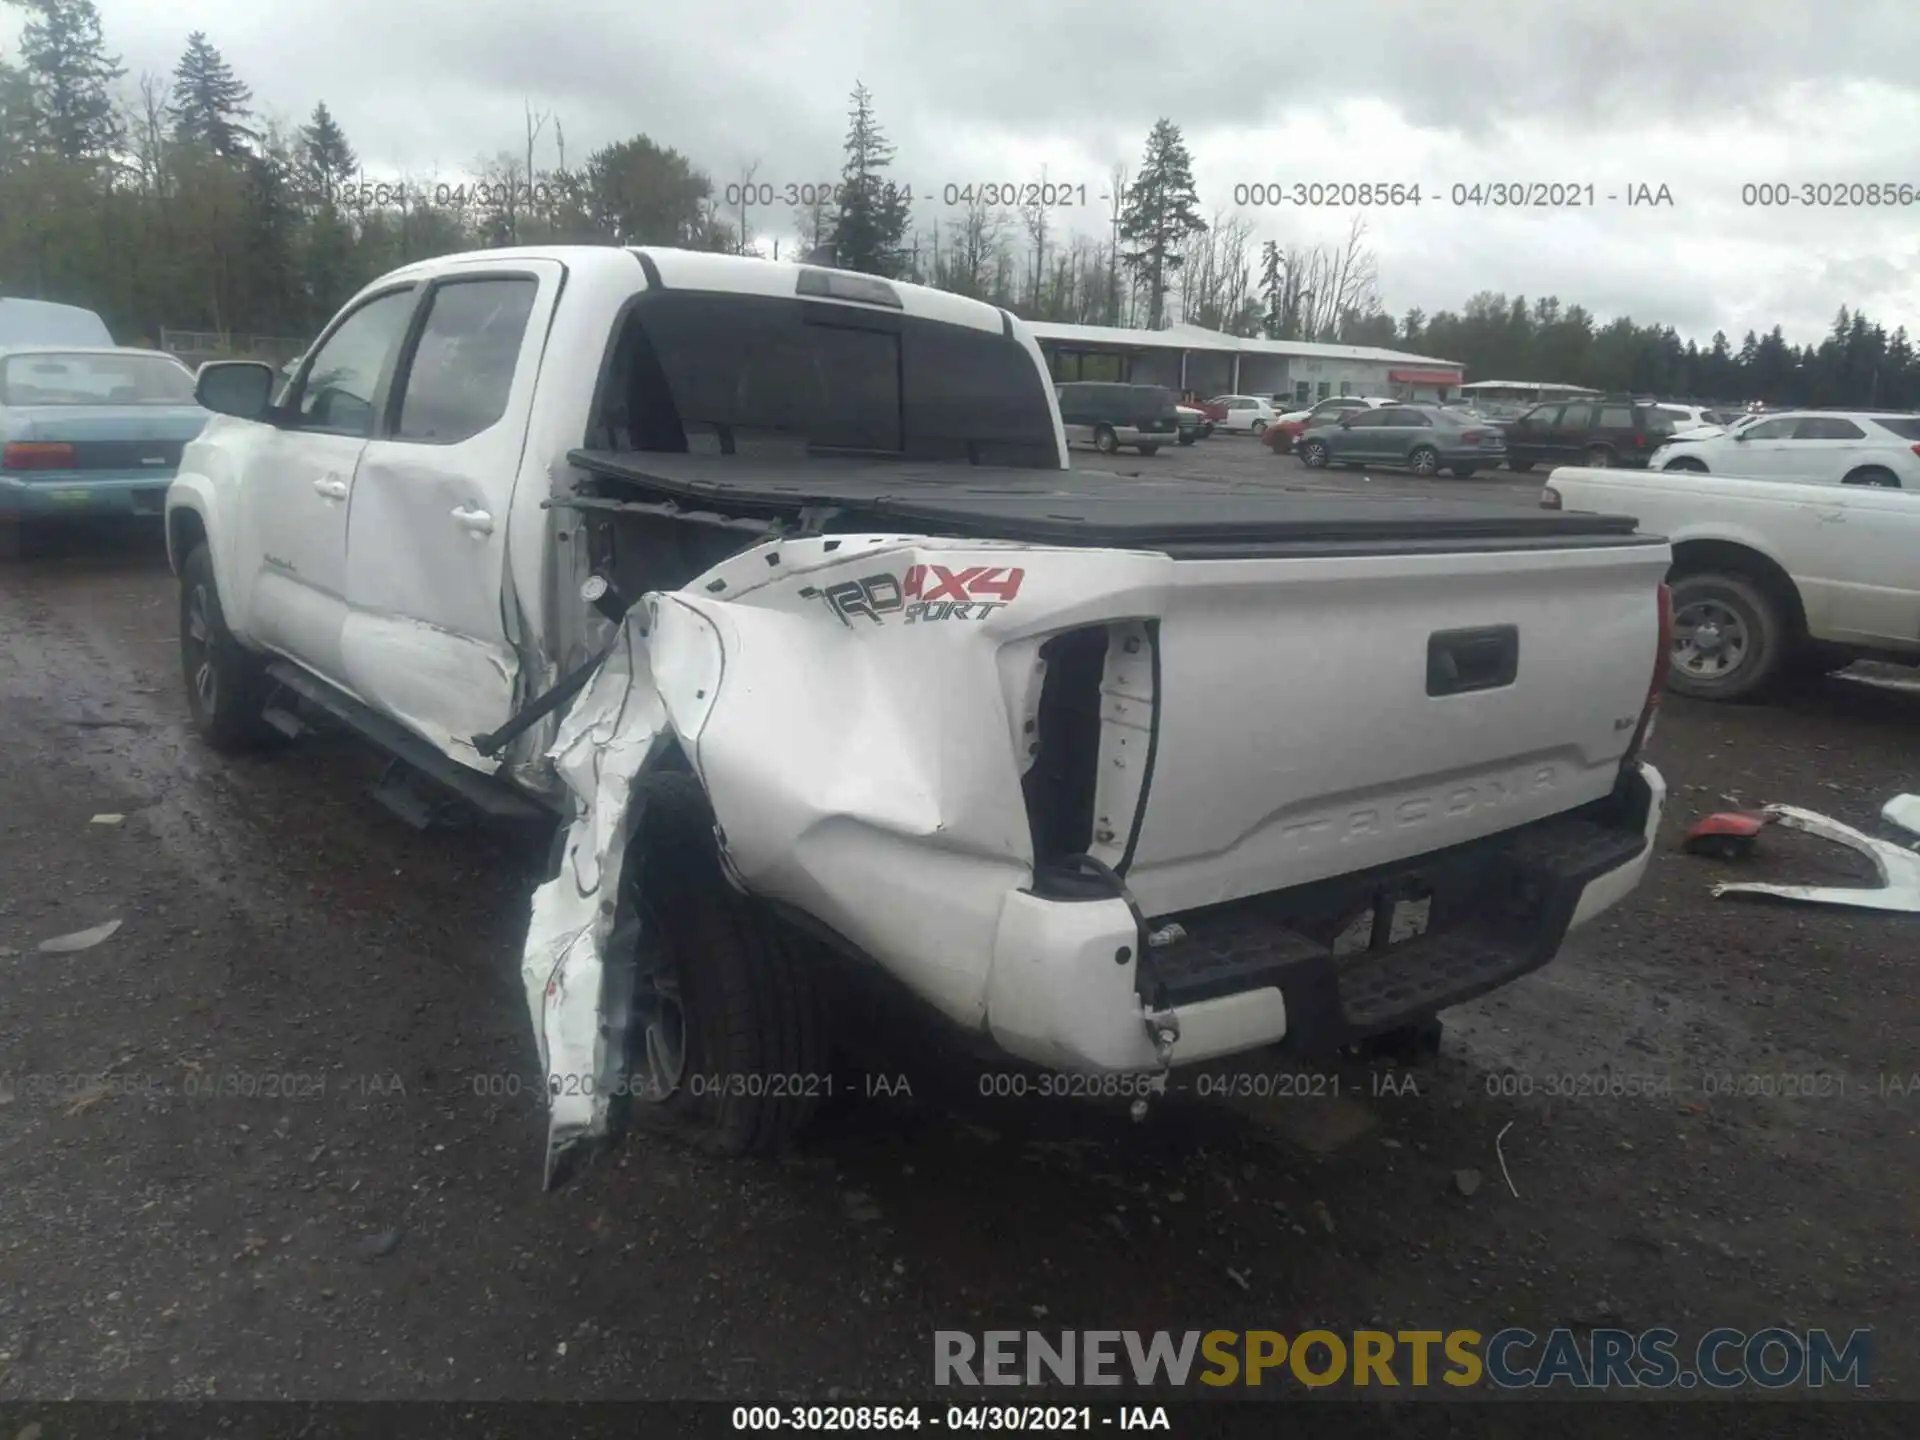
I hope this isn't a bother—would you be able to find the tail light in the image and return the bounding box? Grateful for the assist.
[1633,433,1647,448]
[1624,583,1672,764]
[1461,429,1486,442]
[3,442,76,471]
[1540,486,1561,509]
[1910,443,1920,458]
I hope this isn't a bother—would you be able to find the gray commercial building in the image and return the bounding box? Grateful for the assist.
[1022,320,1467,405]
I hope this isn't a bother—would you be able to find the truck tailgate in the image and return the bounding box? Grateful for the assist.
[1121,540,1670,918]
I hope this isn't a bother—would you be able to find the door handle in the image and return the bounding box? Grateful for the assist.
[312,475,349,500]
[452,504,494,535]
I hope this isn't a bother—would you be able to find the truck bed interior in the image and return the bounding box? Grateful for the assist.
[562,449,1650,559]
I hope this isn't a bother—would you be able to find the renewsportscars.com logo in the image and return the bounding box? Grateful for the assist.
[934,1327,1872,1391]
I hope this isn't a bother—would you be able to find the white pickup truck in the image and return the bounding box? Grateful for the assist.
[167,245,1671,1184]
[1543,466,1920,701]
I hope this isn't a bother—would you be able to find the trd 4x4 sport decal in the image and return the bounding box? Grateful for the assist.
[804,564,1028,628]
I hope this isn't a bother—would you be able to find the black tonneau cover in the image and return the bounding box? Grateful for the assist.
[566,450,1649,555]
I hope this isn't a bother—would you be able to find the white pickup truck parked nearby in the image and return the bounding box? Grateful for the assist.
[1543,466,1920,701]
[167,245,1672,1184]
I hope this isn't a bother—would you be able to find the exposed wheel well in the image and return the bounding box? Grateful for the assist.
[167,507,207,575]
[1842,465,1899,487]
[1668,539,1807,637]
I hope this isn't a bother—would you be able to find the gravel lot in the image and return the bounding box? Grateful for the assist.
[1,460,1915,1408]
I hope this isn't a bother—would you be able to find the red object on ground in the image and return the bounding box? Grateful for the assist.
[1682,810,1773,858]
[1263,419,1305,453]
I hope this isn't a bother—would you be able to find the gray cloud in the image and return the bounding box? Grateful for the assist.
[30,0,1920,345]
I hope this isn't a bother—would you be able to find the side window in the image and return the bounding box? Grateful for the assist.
[1345,410,1385,428]
[1559,404,1595,431]
[1744,418,1799,440]
[292,289,416,437]
[1793,417,1866,440]
[1597,406,1634,428]
[394,277,538,444]
[1520,404,1559,426]
[1390,408,1432,426]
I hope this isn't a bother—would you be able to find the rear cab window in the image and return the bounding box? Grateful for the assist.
[394,277,538,444]
[598,284,1060,468]
[0,352,194,405]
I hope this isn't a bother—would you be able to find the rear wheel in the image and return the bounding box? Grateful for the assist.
[1667,571,1786,702]
[1586,444,1616,468]
[1506,456,1535,473]
[179,544,277,751]
[1137,442,1160,456]
[1449,466,1478,478]
[1093,425,1119,455]
[1408,446,1440,477]
[0,521,37,560]
[620,773,830,1156]
[1177,432,1196,446]
[1300,438,1329,469]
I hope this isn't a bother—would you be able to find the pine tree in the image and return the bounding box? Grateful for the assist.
[1118,119,1207,329]
[169,30,255,159]
[11,0,124,162]
[297,100,357,205]
[827,82,912,277]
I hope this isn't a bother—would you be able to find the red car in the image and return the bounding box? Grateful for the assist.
[1181,394,1228,423]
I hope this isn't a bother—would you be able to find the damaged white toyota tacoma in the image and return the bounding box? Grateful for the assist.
[165,246,1672,1183]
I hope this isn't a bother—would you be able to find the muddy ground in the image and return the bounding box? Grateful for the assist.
[1,458,1916,1406]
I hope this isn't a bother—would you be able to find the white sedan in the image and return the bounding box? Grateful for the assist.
[1651,409,1920,487]
[1208,394,1281,433]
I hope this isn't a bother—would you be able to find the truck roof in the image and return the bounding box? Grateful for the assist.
[569,450,1647,556]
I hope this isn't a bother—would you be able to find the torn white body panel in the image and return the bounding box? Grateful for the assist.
[516,531,1672,1179]
[1713,804,1920,913]
[519,624,671,1186]
[1883,794,1920,841]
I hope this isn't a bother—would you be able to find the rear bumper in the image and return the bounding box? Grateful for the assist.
[1437,445,1507,466]
[985,761,1665,1072]
[0,472,174,519]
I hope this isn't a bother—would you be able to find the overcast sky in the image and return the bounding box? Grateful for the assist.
[12,0,1919,350]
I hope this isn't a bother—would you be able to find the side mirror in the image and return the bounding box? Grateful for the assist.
[1732,430,1748,441]
[196,361,279,420]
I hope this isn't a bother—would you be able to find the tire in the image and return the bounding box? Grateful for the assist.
[1449,466,1478,478]
[1586,444,1616,469]
[1137,443,1160,456]
[1506,457,1534,473]
[1663,457,1707,473]
[1408,445,1440,477]
[1177,432,1196,446]
[1093,425,1119,455]
[1300,438,1329,469]
[619,772,829,1155]
[1251,419,1268,435]
[179,544,277,751]
[0,521,36,560]
[1843,467,1899,488]
[1667,571,1787,702]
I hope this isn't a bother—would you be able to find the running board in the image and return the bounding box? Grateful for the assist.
[263,662,558,823]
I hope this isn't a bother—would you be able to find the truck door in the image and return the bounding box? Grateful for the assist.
[244,284,420,684]
[340,259,564,769]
